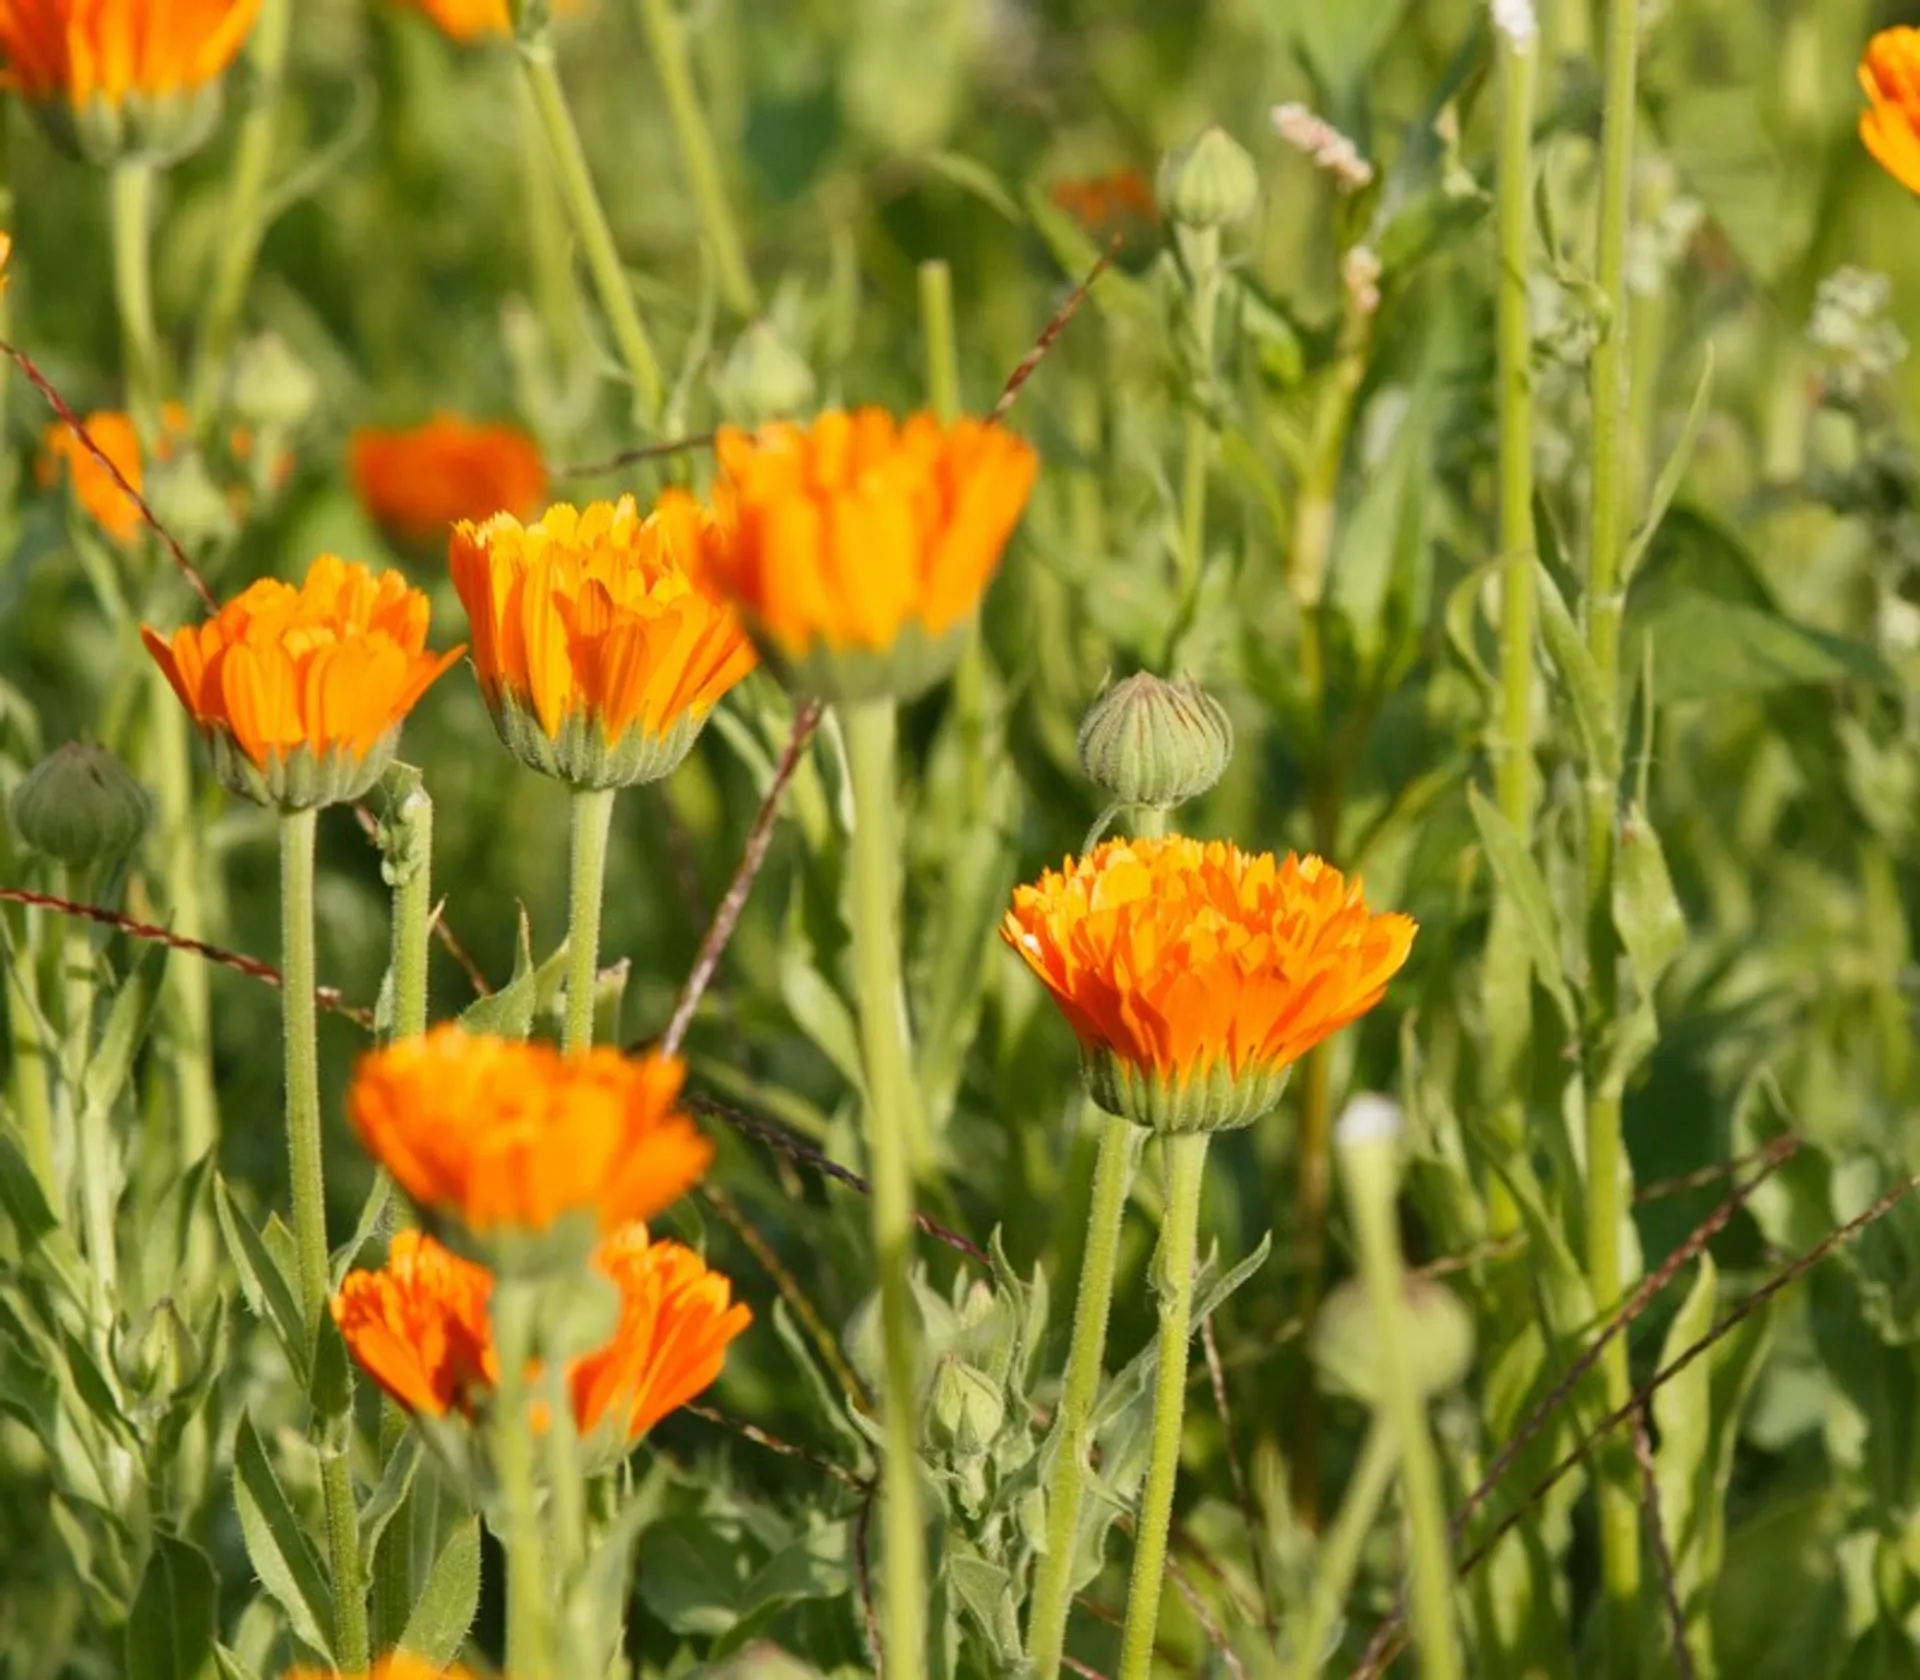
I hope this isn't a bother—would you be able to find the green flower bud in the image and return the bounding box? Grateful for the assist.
[1077,672,1234,810]
[229,333,321,433]
[1310,1275,1476,1407]
[1158,125,1259,230]
[113,1299,203,1408]
[930,1357,1005,1458]
[9,740,153,867]
[713,322,817,426]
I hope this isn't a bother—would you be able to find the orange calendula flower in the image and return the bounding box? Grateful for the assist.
[1048,167,1159,241]
[349,414,548,551]
[333,1223,749,1450]
[706,407,1038,701]
[284,1656,483,1680]
[0,0,261,165]
[386,0,584,44]
[1861,28,1920,195]
[450,493,756,788]
[346,1026,713,1263]
[1002,837,1417,1133]
[140,554,464,809]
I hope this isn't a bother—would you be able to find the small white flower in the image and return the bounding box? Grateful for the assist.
[1490,0,1538,49]
[1336,1093,1404,1150]
[1270,102,1375,193]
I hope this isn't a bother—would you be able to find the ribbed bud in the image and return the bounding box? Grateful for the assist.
[1076,672,1233,810]
[713,322,817,426]
[1158,125,1259,229]
[9,740,153,866]
[1310,1275,1476,1406]
[32,83,226,170]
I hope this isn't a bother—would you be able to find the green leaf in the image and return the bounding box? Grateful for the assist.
[213,1648,266,1680]
[1653,1254,1779,1679]
[1641,593,1892,705]
[946,1545,1019,1662]
[306,1310,353,1424]
[1535,564,1620,778]
[232,1413,334,1661]
[79,940,166,1125]
[214,1176,309,1382]
[398,1516,480,1663]
[1331,381,1433,670]
[1612,802,1687,1001]
[1621,348,1714,584]
[357,1431,421,1561]
[125,1533,218,1680]
[458,908,566,1039]
[920,150,1022,222]
[1831,1155,1920,1346]
[1468,785,1576,1026]
[636,1513,759,1637]
[778,948,864,1095]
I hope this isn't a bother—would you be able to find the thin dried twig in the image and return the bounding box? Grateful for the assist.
[680,1401,867,1491]
[661,700,823,1056]
[554,431,716,482]
[7,340,215,611]
[1633,1145,1786,1207]
[1200,1314,1278,1640]
[989,238,1121,423]
[686,1091,990,1266]
[0,886,373,1028]
[1632,1403,1696,1680]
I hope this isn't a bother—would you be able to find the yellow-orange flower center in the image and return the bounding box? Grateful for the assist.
[284,1652,483,1680]
[449,493,756,754]
[1002,836,1417,1087]
[706,407,1038,660]
[346,1026,714,1238]
[0,0,261,104]
[332,1224,750,1441]
[350,414,548,548]
[1861,28,1920,195]
[140,553,463,771]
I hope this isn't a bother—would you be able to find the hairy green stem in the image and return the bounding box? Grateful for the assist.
[370,1404,411,1653]
[542,1359,589,1668]
[519,39,665,420]
[1116,1130,1210,1680]
[109,161,162,436]
[1341,1124,1459,1680]
[633,0,757,316]
[1289,1419,1398,1680]
[493,1281,557,1677]
[563,786,617,1055]
[190,0,293,423]
[1585,0,1645,1657]
[280,808,368,1667]
[843,699,927,1676]
[1027,1110,1144,1679]
[62,865,114,1300]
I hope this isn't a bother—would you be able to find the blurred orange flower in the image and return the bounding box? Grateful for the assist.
[1048,167,1158,236]
[0,0,259,103]
[388,0,510,39]
[140,554,463,808]
[1861,28,1920,194]
[450,493,756,787]
[346,1026,713,1246]
[333,1223,749,1443]
[1002,837,1416,1132]
[350,414,548,550]
[284,1656,481,1680]
[706,408,1037,699]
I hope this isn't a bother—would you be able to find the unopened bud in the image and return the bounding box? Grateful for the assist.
[9,740,153,867]
[1077,672,1234,810]
[1310,1275,1475,1406]
[930,1357,1004,1458]
[229,334,320,432]
[713,322,817,425]
[1159,125,1259,228]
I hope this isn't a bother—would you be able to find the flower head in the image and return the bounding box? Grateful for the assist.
[346,1026,713,1264]
[389,0,510,40]
[0,0,261,164]
[706,408,1038,701]
[333,1223,749,1448]
[284,1655,483,1680]
[140,555,463,809]
[1002,837,1416,1132]
[1048,167,1158,243]
[1861,28,1920,195]
[450,493,755,788]
[350,415,548,551]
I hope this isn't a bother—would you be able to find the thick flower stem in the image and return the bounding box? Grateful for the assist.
[1027,1109,1143,1679]
[279,807,369,1669]
[633,0,757,317]
[563,786,617,1056]
[1289,1418,1398,1680]
[519,38,666,421]
[62,865,114,1302]
[109,161,163,436]
[1342,1126,1460,1680]
[493,1280,558,1678]
[1585,0,1645,1659]
[190,0,293,423]
[842,699,928,1677]
[1116,1130,1210,1680]
[543,1361,590,1668]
